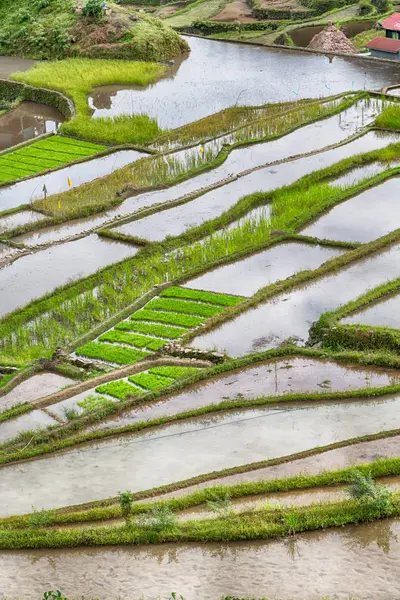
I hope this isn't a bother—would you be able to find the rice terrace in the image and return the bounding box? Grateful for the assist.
[2,0,400,596]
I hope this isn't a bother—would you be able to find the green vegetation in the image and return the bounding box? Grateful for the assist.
[148,365,200,378]
[350,27,384,50]
[115,320,188,339]
[131,309,205,328]
[147,297,225,318]
[160,286,244,307]
[128,371,175,390]
[77,393,115,414]
[13,59,165,145]
[375,104,400,130]
[0,402,33,423]
[99,329,167,351]
[75,341,151,364]
[96,379,142,400]
[0,136,106,184]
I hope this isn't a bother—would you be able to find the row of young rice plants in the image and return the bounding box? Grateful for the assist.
[0,136,106,183]
[2,143,399,365]
[95,366,200,400]
[74,287,243,365]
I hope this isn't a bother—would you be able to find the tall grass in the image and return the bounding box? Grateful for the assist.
[375,103,400,130]
[12,59,165,145]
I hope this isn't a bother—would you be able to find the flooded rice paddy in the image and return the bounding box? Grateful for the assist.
[0,102,64,151]
[329,160,400,187]
[88,36,400,128]
[0,209,46,234]
[184,242,341,296]
[0,409,57,444]
[302,177,400,243]
[0,372,75,411]
[191,242,400,356]
[2,394,400,514]
[90,356,400,431]
[0,56,35,79]
[0,149,144,213]
[0,235,138,317]
[342,292,400,328]
[2,518,400,599]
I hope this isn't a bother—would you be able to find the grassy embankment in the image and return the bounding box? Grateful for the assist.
[0,136,399,366]
[12,59,165,145]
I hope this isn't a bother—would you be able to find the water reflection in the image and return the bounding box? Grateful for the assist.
[0,101,64,151]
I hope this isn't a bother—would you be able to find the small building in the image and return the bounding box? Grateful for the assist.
[365,13,400,59]
[365,36,400,60]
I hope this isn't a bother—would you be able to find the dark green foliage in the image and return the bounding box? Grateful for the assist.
[347,469,394,517]
[82,0,104,20]
[189,19,280,35]
[118,490,133,524]
[371,0,392,11]
[358,0,374,14]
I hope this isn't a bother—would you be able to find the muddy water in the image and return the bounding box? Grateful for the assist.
[0,209,46,234]
[388,87,400,97]
[191,242,400,356]
[0,242,19,262]
[2,395,400,514]
[0,102,64,152]
[290,20,375,47]
[91,356,400,432]
[88,36,400,129]
[185,243,341,296]
[160,434,400,499]
[329,160,400,187]
[0,56,35,79]
[0,235,138,318]
[342,293,400,328]
[2,520,400,599]
[0,373,75,411]
[0,409,57,444]
[112,130,395,243]
[48,389,116,421]
[0,150,143,214]
[302,177,400,243]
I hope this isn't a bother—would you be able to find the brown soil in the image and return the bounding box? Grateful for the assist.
[307,23,358,54]
[211,0,258,22]
[69,9,132,49]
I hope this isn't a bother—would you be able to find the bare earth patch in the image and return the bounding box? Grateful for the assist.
[211,0,258,22]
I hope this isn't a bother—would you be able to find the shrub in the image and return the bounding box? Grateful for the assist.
[371,0,392,11]
[358,0,374,14]
[347,469,394,517]
[118,490,133,523]
[77,393,115,415]
[136,503,177,532]
[28,507,56,528]
[82,0,104,20]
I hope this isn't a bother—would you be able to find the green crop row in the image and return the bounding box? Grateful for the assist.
[96,380,142,400]
[147,296,224,318]
[161,286,244,307]
[75,342,151,365]
[98,330,166,351]
[131,309,204,328]
[148,366,200,379]
[115,320,187,339]
[128,372,175,391]
[0,136,105,184]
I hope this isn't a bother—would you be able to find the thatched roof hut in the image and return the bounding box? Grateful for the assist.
[307,23,358,54]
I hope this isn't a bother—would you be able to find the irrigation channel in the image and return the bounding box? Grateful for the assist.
[2,33,400,599]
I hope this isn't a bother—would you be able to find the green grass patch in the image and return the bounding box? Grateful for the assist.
[95,380,142,400]
[75,341,151,365]
[350,28,384,51]
[147,296,224,317]
[148,365,200,379]
[115,320,187,339]
[161,286,244,306]
[128,372,175,391]
[375,103,400,130]
[130,309,205,328]
[98,329,166,351]
[12,59,166,145]
[0,402,33,423]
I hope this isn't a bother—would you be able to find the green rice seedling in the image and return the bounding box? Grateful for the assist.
[148,366,200,379]
[96,380,142,401]
[147,297,224,318]
[130,309,204,328]
[75,342,151,365]
[77,394,115,415]
[115,320,187,340]
[98,329,166,350]
[161,286,243,306]
[128,372,175,391]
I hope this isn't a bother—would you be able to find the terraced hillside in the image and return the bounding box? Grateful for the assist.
[1,32,400,600]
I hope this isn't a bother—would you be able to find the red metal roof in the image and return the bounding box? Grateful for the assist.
[365,36,400,52]
[381,13,400,31]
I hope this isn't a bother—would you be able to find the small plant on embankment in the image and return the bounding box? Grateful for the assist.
[118,490,133,524]
[375,104,400,131]
[347,469,394,517]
